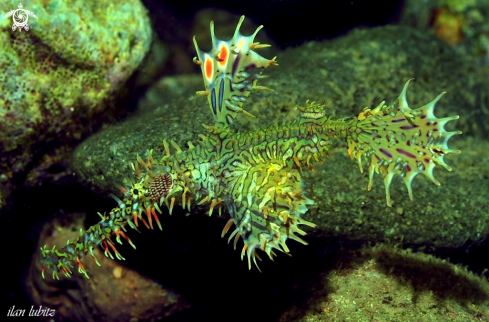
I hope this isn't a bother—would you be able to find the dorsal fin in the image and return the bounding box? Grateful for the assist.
[193,15,277,126]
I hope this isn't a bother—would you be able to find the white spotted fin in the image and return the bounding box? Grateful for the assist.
[193,15,277,125]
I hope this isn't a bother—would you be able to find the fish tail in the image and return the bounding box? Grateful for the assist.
[347,79,461,206]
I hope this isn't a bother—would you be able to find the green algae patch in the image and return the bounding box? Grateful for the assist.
[280,246,489,322]
[265,25,487,137]
[0,0,151,202]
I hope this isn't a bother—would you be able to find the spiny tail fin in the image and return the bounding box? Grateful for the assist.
[347,79,462,207]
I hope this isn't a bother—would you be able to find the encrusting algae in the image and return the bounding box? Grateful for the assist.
[40,16,461,279]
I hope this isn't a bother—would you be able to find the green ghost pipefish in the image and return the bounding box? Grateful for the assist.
[40,15,461,279]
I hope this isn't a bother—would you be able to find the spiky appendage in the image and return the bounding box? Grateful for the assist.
[40,208,135,280]
[40,151,171,279]
[193,15,277,125]
[347,79,461,206]
[221,161,316,271]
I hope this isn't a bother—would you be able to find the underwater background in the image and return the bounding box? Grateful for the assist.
[1,0,488,321]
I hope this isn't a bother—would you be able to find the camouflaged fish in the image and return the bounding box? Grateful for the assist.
[40,16,462,279]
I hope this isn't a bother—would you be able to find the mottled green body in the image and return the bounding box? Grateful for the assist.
[40,16,461,279]
[183,113,352,265]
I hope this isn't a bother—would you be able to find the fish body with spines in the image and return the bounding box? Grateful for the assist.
[40,16,461,279]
